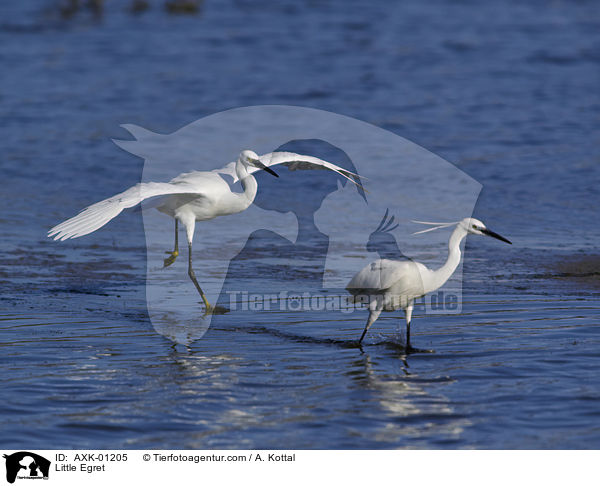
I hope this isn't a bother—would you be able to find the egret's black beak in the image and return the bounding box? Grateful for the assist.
[482,228,512,244]
[254,160,279,177]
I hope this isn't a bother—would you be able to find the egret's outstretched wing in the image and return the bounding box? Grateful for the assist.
[48,180,208,241]
[216,151,365,192]
[260,151,362,185]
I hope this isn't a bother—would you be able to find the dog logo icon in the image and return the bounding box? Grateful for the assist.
[3,452,50,483]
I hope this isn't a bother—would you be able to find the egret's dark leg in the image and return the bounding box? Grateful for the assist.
[186,240,212,311]
[163,219,179,267]
[359,300,382,344]
[405,303,414,351]
[186,239,228,315]
[180,216,228,315]
[358,324,370,344]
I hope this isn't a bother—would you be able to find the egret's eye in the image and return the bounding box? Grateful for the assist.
[472,224,477,229]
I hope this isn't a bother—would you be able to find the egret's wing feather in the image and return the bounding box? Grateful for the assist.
[214,152,364,191]
[48,181,204,241]
[259,152,363,186]
[347,259,424,293]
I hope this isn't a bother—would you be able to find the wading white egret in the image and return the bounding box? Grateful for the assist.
[347,217,511,350]
[49,150,363,313]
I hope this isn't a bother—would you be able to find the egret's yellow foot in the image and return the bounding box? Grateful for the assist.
[203,303,229,316]
[163,250,179,268]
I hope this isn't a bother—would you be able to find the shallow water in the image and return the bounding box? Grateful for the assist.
[1,0,599,449]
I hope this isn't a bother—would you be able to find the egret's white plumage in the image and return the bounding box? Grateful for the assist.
[49,149,364,313]
[216,151,361,185]
[347,217,511,350]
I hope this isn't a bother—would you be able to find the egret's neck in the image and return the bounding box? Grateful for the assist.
[428,225,467,293]
[236,161,258,209]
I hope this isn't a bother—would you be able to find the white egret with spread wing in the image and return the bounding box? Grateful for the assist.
[347,217,511,350]
[49,150,363,313]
